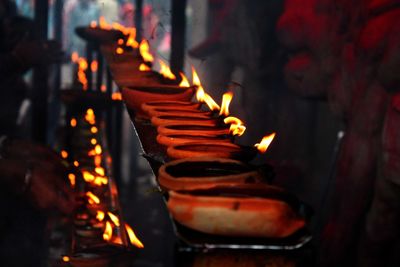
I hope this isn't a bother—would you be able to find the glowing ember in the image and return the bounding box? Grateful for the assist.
[70,118,77,127]
[82,171,95,182]
[73,161,79,167]
[220,92,233,116]
[91,126,98,134]
[139,63,151,72]
[254,133,276,153]
[158,59,176,80]
[224,116,246,136]
[62,256,70,262]
[90,60,98,72]
[95,167,105,176]
[91,138,97,145]
[96,211,105,221]
[86,191,100,205]
[90,20,97,28]
[68,173,76,187]
[179,72,190,87]
[125,224,144,248]
[103,221,113,241]
[116,47,124,55]
[139,40,154,63]
[107,212,120,226]
[61,150,68,159]
[111,92,122,101]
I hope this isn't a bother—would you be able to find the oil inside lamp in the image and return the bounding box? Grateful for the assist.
[254,133,276,153]
[125,223,144,248]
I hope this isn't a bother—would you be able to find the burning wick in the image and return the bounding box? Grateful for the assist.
[158,59,176,80]
[107,212,120,226]
[224,116,246,136]
[125,223,144,248]
[219,92,233,117]
[86,191,100,205]
[192,66,220,111]
[179,72,190,87]
[254,133,276,153]
[82,171,95,182]
[103,221,113,241]
[139,40,154,63]
[61,150,68,159]
[90,126,98,134]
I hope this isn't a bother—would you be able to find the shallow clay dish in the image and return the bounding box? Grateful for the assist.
[141,101,201,115]
[121,85,195,117]
[156,133,231,147]
[146,107,210,118]
[167,184,306,238]
[157,124,230,136]
[150,114,219,127]
[158,157,265,191]
[167,142,256,160]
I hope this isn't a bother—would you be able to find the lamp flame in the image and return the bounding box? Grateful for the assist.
[158,59,176,80]
[107,212,120,227]
[96,210,105,221]
[90,21,97,28]
[219,92,233,116]
[111,92,122,101]
[179,72,190,87]
[139,63,151,71]
[86,191,100,205]
[126,28,139,48]
[99,16,112,30]
[61,150,68,159]
[139,40,154,63]
[90,60,98,72]
[116,47,124,54]
[125,223,144,248]
[70,118,77,127]
[224,116,246,136]
[103,221,113,241]
[254,133,276,153]
[82,171,95,182]
[68,173,76,187]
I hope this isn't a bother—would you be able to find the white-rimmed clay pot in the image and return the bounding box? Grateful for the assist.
[157,124,230,136]
[146,107,211,118]
[150,115,219,127]
[121,85,195,117]
[141,101,201,115]
[167,184,306,238]
[167,142,256,160]
[158,157,264,191]
[156,133,231,147]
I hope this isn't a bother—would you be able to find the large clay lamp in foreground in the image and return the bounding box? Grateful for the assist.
[158,157,269,191]
[167,184,306,238]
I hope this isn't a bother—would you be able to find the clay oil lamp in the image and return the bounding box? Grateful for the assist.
[145,107,209,118]
[158,157,269,191]
[150,114,221,127]
[141,100,201,116]
[156,133,232,147]
[166,132,276,161]
[167,184,306,238]
[157,124,230,136]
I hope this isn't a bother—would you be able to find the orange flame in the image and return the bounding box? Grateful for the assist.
[203,94,220,111]
[74,56,88,90]
[103,221,113,241]
[254,133,276,153]
[90,60,98,72]
[158,59,176,80]
[68,173,76,187]
[139,40,154,63]
[95,167,105,176]
[116,47,124,55]
[85,108,96,124]
[86,191,100,205]
[94,155,102,166]
[71,52,79,63]
[91,126,98,134]
[93,176,108,186]
[125,224,144,248]
[96,210,105,221]
[107,212,120,226]
[191,66,220,110]
[70,118,77,127]
[88,144,102,156]
[101,84,107,92]
[111,92,122,101]
[117,38,124,45]
[99,16,112,30]
[192,66,201,86]
[82,171,95,182]
[224,116,246,136]
[220,92,233,116]
[126,28,139,48]
[90,20,97,28]
[61,150,68,159]
[179,72,190,87]
[73,161,79,167]
[139,63,151,72]
[62,256,70,262]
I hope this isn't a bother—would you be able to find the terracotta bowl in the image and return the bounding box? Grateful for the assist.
[167,184,306,238]
[157,124,230,136]
[156,133,231,147]
[141,101,201,115]
[75,27,124,44]
[121,85,195,117]
[158,157,265,191]
[167,142,256,160]
[146,107,210,118]
[150,115,219,127]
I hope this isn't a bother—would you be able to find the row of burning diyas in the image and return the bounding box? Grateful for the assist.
[116,58,307,239]
[60,108,143,263]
